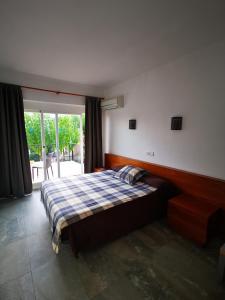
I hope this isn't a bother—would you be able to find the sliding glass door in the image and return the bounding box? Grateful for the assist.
[25,112,44,186]
[58,114,83,177]
[25,111,84,188]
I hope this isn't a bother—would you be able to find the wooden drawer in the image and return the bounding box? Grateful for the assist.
[168,194,220,246]
[168,214,208,245]
[168,205,207,227]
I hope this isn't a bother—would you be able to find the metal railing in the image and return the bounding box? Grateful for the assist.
[28,143,81,163]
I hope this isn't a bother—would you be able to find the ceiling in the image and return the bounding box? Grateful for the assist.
[0,0,225,88]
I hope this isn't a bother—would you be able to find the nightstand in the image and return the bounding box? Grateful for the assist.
[168,194,220,246]
[94,167,105,172]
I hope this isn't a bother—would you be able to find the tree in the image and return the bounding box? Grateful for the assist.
[58,115,80,152]
[24,112,82,159]
[24,113,42,159]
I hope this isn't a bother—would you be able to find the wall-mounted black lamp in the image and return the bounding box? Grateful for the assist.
[129,119,136,130]
[171,116,182,130]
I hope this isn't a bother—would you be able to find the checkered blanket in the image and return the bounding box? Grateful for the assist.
[41,170,157,253]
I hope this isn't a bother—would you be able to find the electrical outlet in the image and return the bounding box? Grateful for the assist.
[146,151,155,157]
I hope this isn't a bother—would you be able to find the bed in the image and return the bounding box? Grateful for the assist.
[41,168,177,256]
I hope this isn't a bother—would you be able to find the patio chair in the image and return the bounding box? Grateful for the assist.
[46,156,54,179]
[32,154,54,180]
[53,150,63,162]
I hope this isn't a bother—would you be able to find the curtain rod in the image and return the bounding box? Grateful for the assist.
[21,85,104,99]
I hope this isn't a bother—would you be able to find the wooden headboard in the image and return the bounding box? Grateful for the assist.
[105,153,225,210]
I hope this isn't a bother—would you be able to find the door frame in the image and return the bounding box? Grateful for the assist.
[24,104,85,189]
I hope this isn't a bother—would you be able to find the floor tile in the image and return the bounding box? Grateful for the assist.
[22,193,50,236]
[27,230,55,271]
[0,214,27,247]
[0,238,30,285]
[32,247,89,300]
[0,272,35,300]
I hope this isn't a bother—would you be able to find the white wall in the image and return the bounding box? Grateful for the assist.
[103,41,225,180]
[0,68,104,107]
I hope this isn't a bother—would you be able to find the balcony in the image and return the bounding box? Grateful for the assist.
[28,144,82,184]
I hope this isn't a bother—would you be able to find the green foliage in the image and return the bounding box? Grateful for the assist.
[24,112,82,157]
[24,112,42,156]
[58,114,80,152]
[29,153,40,161]
[44,114,56,153]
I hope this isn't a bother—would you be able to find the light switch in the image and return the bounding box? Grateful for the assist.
[146,152,155,157]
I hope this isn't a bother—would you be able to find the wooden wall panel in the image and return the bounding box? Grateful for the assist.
[105,153,225,210]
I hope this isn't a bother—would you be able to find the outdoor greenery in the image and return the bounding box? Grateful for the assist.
[24,112,85,160]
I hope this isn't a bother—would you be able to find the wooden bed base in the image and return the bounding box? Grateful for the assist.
[62,188,170,256]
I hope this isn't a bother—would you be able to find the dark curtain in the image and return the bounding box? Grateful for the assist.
[84,96,103,173]
[0,83,32,198]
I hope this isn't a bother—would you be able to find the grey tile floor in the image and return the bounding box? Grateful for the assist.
[0,191,224,300]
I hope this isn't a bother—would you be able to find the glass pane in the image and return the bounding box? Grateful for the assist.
[82,113,85,173]
[44,113,58,179]
[58,114,81,177]
[24,112,44,184]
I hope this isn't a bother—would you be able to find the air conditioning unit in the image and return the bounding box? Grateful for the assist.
[101,96,124,110]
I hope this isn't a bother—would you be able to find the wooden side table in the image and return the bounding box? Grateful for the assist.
[168,194,219,246]
[94,167,105,172]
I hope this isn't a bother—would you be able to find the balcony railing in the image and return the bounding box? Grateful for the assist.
[28,143,81,163]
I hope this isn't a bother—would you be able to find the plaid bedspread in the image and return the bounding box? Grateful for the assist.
[41,170,157,253]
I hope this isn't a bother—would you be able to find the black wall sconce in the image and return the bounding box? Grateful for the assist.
[171,116,182,130]
[129,119,136,130]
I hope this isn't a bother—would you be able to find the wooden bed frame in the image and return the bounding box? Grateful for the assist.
[62,153,225,255]
[63,190,170,256]
[61,155,178,255]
